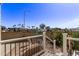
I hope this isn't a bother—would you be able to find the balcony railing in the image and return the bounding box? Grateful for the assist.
[0,31,57,56]
[0,34,45,56]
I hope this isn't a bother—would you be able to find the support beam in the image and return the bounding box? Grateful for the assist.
[62,33,67,55]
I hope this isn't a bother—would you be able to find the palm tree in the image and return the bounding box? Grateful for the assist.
[17,24,21,28]
[21,24,24,28]
[27,26,30,29]
[13,25,16,28]
[32,26,35,29]
[13,25,16,32]
[17,24,22,32]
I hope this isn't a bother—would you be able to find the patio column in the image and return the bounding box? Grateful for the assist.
[62,33,67,55]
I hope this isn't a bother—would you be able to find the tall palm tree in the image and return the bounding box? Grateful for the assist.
[13,25,16,28]
[32,26,35,29]
[13,25,16,32]
[17,24,21,28]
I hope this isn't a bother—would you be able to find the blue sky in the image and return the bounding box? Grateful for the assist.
[1,3,79,28]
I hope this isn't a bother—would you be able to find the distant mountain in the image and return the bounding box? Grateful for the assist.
[71,27,79,31]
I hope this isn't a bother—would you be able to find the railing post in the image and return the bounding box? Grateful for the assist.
[43,30,46,51]
[62,33,67,55]
[53,40,56,54]
[0,42,1,56]
[0,28,1,56]
[68,35,71,51]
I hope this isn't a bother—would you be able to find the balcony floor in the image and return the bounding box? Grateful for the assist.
[41,49,63,56]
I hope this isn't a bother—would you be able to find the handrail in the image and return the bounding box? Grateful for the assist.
[46,36,56,54]
[33,50,45,56]
[46,36,54,43]
[67,37,79,41]
[0,35,43,44]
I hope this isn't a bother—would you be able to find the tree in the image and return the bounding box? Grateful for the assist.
[17,24,22,32]
[46,26,50,31]
[27,26,30,29]
[13,25,16,32]
[39,24,46,30]
[32,26,35,29]
[17,24,21,28]
[64,28,69,33]
[21,24,24,28]
[1,26,6,30]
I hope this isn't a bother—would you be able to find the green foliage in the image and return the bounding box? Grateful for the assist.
[47,28,63,47]
[70,31,79,50]
[73,41,79,50]
[71,31,79,38]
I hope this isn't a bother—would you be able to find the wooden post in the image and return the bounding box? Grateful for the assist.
[43,29,46,51]
[68,35,71,51]
[53,40,56,54]
[62,33,67,55]
[0,27,1,56]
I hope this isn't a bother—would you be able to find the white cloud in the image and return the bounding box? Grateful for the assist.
[60,18,79,28]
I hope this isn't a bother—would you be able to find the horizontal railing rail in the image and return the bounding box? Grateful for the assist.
[33,50,45,56]
[46,36,56,54]
[67,37,79,41]
[46,36,54,43]
[0,35,43,44]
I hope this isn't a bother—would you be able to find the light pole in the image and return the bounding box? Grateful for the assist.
[23,9,30,29]
[24,10,26,29]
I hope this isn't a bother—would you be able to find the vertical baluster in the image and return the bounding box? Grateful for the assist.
[22,41,24,56]
[19,42,20,56]
[35,39,36,54]
[35,38,37,53]
[15,43,16,56]
[30,39,32,55]
[23,41,25,56]
[4,44,6,56]
[33,39,35,55]
[29,40,30,56]
[10,43,11,56]
[26,40,27,56]
[34,39,36,53]
[36,38,39,52]
[37,38,38,53]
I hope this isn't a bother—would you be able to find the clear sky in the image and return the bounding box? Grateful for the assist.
[1,3,79,28]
